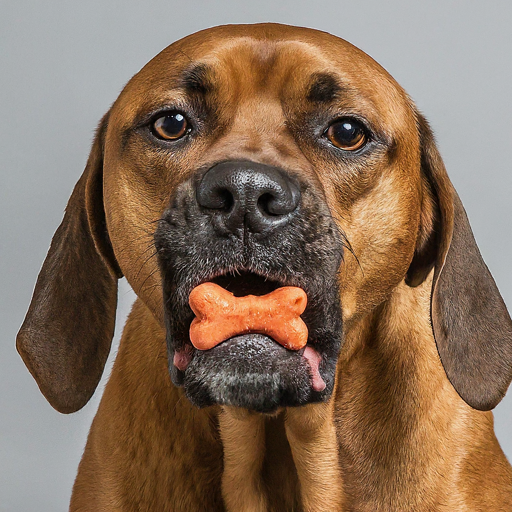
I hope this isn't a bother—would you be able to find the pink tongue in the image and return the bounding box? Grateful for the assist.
[173,345,193,371]
[302,346,326,392]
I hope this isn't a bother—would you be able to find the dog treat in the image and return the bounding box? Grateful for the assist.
[189,282,308,350]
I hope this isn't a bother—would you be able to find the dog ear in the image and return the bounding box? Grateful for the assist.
[16,114,122,414]
[406,113,512,410]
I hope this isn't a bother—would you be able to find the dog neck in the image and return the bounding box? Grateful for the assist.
[335,278,505,509]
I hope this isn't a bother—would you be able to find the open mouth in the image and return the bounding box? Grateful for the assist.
[210,270,282,296]
[161,260,344,412]
[161,261,344,412]
[169,269,331,413]
[172,269,302,366]
[172,270,290,372]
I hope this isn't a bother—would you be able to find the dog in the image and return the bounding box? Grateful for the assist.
[17,23,512,511]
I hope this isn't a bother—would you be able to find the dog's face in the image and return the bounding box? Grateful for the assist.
[102,25,421,411]
[17,24,512,415]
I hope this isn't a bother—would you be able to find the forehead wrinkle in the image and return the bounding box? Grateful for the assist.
[190,38,336,96]
[179,63,213,94]
[217,42,281,96]
[307,72,345,103]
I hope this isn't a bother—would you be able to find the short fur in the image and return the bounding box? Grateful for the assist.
[17,24,512,511]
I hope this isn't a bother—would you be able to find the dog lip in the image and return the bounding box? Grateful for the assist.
[173,330,311,369]
[175,333,325,395]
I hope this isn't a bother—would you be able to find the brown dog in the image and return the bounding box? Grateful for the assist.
[17,23,512,511]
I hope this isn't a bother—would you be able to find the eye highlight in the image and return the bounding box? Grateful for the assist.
[152,112,189,140]
[326,119,367,151]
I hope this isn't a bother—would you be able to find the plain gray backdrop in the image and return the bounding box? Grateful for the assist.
[1,1,511,509]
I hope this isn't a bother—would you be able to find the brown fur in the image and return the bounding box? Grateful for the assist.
[17,24,512,511]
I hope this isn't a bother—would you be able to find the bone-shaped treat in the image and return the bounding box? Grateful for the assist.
[189,282,308,351]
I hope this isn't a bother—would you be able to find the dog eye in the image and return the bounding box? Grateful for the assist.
[326,119,367,151]
[152,112,189,140]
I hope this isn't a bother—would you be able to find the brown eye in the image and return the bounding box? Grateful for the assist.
[326,119,367,150]
[153,112,188,140]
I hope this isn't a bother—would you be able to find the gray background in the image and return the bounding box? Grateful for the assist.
[1,0,511,509]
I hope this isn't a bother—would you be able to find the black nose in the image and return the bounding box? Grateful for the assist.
[196,161,301,234]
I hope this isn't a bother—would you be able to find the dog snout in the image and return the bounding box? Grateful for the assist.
[196,161,301,234]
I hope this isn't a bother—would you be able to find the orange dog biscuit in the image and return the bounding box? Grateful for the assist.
[189,283,308,350]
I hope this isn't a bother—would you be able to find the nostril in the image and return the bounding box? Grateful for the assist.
[257,183,300,217]
[257,193,278,216]
[197,184,235,212]
[215,188,234,212]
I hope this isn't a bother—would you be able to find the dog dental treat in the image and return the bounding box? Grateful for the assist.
[189,282,308,350]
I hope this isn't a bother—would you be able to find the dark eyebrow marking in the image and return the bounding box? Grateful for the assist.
[307,72,343,103]
[180,63,212,94]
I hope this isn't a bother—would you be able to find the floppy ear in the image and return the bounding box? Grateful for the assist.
[407,113,512,411]
[16,114,122,414]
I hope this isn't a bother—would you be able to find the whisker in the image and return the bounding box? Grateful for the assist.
[139,267,161,294]
[315,211,364,276]
[134,249,158,283]
[114,232,154,258]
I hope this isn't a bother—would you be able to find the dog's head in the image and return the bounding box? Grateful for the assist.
[17,24,512,414]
